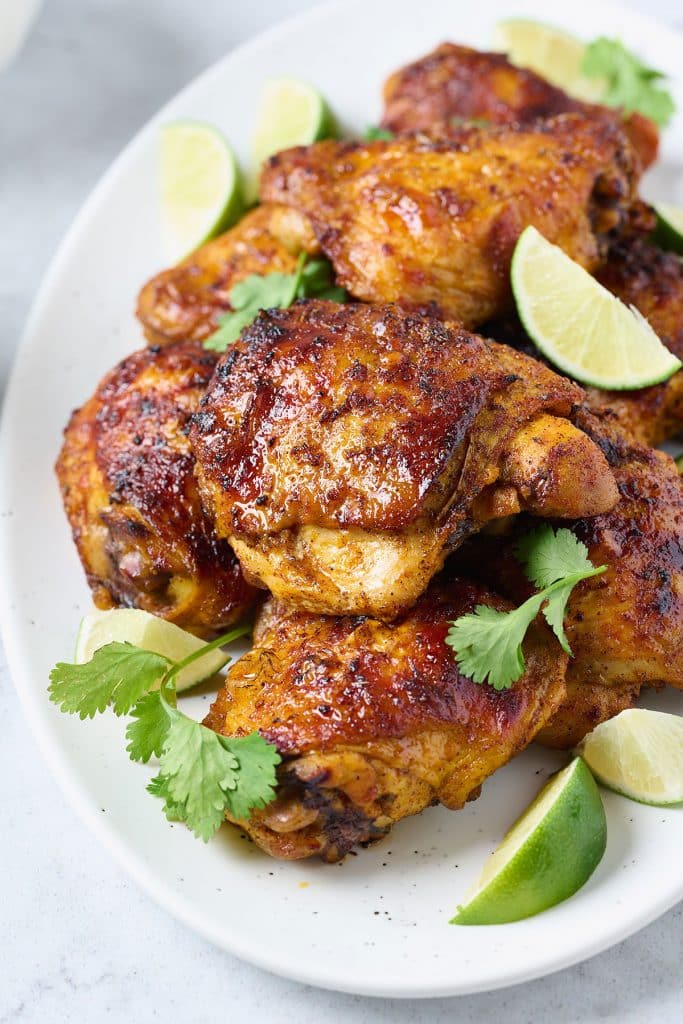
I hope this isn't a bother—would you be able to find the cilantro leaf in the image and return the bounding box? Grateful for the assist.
[447,527,607,689]
[203,253,347,354]
[126,691,170,762]
[364,125,394,141]
[147,773,186,822]
[49,642,170,719]
[515,525,593,589]
[155,691,281,841]
[582,37,675,126]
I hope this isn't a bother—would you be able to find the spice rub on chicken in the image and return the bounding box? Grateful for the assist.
[260,115,643,328]
[380,42,659,168]
[56,341,256,637]
[190,300,618,619]
[203,576,567,862]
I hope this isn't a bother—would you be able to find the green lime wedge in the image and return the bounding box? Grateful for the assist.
[492,19,606,102]
[75,609,229,693]
[160,120,244,263]
[451,758,606,925]
[652,202,683,256]
[577,709,683,806]
[511,226,682,390]
[248,76,336,201]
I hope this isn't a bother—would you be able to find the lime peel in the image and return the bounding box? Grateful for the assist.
[511,226,682,390]
[451,758,606,925]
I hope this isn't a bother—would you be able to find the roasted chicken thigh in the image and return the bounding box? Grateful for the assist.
[204,577,567,861]
[260,116,643,327]
[56,342,256,636]
[190,300,618,618]
[380,42,659,168]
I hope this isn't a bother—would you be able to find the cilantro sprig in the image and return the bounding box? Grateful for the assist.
[446,527,606,690]
[582,38,675,127]
[49,623,281,840]
[364,125,394,141]
[204,254,347,353]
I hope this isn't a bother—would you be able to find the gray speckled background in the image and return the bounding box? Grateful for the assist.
[2,2,682,1020]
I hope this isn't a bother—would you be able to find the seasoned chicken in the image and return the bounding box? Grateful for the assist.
[136,203,319,347]
[460,409,683,748]
[56,342,256,637]
[204,577,567,861]
[485,236,683,445]
[260,116,642,327]
[381,42,659,169]
[190,300,618,619]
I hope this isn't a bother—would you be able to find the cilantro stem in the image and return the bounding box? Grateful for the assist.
[161,621,253,703]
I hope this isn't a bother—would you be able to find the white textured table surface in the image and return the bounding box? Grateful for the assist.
[2,2,682,1021]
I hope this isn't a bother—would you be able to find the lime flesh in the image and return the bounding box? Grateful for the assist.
[75,609,229,693]
[653,203,683,256]
[492,19,605,102]
[249,76,335,200]
[511,226,682,390]
[577,709,683,806]
[451,758,606,925]
[161,120,244,263]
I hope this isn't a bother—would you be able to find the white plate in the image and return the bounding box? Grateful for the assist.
[2,0,682,999]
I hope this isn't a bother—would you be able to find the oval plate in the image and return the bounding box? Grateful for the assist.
[1,0,682,998]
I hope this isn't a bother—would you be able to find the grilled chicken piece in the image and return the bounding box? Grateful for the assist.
[204,577,567,861]
[381,42,658,169]
[460,409,683,748]
[485,236,683,445]
[136,204,319,347]
[190,300,618,619]
[260,116,642,328]
[56,342,256,637]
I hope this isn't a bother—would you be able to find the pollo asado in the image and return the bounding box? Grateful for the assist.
[190,300,618,619]
[137,203,319,347]
[203,576,567,861]
[380,42,659,169]
[460,409,683,748]
[56,342,256,637]
[259,115,644,327]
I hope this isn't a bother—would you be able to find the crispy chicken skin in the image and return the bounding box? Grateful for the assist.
[136,204,319,347]
[190,300,618,618]
[260,116,642,327]
[380,42,658,169]
[203,578,567,861]
[56,342,256,637]
[461,410,683,748]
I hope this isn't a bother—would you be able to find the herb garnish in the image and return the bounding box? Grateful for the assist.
[446,527,606,690]
[364,125,395,141]
[582,37,675,127]
[49,623,281,840]
[204,254,347,353]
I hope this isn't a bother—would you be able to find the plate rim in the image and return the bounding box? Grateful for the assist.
[2,0,683,998]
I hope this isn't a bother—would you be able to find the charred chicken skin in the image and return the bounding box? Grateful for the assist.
[56,342,256,637]
[136,203,319,347]
[203,577,567,861]
[380,42,659,169]
[190,300,618,619]
[461,409,683,748]
[260,116,643,328]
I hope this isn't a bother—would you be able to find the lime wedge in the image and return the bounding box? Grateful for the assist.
[511,226,682,390]
[653,202,683,256]
[75,609,229,693]
[161,120,244,263]
[249,77,336,200]
[451,758,606,925]
[492,19,606,102]
[577,709,683,806]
